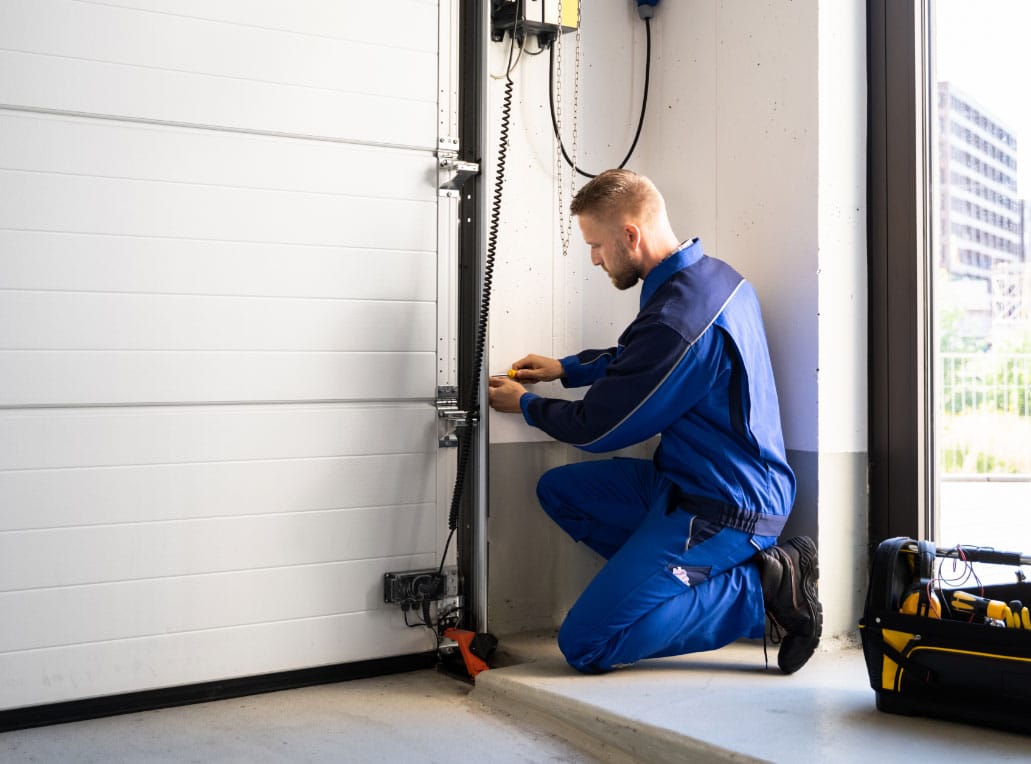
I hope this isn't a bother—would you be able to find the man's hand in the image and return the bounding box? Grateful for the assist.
[510,354,564,383]
[488,376,527,413]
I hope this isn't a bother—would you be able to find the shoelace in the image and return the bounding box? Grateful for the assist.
[763,614,786,670]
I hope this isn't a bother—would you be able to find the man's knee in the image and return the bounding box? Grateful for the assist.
[535,464,580,520]
[536,464,569,504]
[557,616,608,674]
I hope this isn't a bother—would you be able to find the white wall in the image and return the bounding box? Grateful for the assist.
[816,0,870,636]
[487,1,832,452]
[486,3,641,443]
[654,0,867,635]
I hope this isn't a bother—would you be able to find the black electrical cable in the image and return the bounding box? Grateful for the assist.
[435,32,516,594]
[548,17,652,179]
[398,17,516,644]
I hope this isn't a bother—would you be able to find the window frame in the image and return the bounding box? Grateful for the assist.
[867,0,936,543]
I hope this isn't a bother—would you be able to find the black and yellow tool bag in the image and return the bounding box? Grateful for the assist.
[859,536,1031,734]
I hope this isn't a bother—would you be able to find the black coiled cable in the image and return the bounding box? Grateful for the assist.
[437,46,515,579]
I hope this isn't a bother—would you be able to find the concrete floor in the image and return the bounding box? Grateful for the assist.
[480,632,1031,764]
[0,664,603,764]
[3,633,1029,764]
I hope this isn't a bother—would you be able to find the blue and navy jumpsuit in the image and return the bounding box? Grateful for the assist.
[518,239,796,673]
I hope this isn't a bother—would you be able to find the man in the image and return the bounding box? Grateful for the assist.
[487,169,821,675]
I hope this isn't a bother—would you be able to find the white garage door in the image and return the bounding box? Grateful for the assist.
[0,0,460,711]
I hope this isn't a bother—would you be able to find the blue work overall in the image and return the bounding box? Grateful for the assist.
[519,241,795,673]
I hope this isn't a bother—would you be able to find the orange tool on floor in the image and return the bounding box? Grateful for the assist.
[443,628,493,678]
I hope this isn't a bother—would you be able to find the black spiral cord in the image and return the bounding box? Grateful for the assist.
[435,39,516,600]
[548,17,651,178]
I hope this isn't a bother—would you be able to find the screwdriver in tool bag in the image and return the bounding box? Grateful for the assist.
[951,591,1012,624]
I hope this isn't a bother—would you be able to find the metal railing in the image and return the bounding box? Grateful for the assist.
[941,352,1031,416]
[938,352,1031,475]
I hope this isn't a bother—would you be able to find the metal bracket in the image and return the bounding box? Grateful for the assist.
[438,153,480,192]
[436,385,475,447]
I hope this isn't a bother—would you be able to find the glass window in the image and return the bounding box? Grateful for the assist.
[868,1,1031,568]
[931,1,1031,574]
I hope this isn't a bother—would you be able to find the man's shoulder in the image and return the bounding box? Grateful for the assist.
[640,256,746,343]
[684,253,744,286]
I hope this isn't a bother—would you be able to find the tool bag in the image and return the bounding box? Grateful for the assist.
[859,536,1031,734]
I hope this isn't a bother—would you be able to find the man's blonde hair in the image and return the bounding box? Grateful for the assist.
[570,169,662,222]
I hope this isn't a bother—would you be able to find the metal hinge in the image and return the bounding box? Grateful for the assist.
[436,385,475,447]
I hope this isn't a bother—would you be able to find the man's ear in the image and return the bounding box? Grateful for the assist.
[623,223,642,251]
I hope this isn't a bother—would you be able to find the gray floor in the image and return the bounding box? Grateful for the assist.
[481,633,1031,763]
[0,666,602,764]
[3,633,1029,764]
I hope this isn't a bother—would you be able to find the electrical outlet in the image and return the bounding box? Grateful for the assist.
[384,566,458,605]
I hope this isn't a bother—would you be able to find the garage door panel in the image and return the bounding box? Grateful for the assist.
[0,350,435,406]
[0,452,437,532]
[0,231,436,302]
[0,555,436,654]
[0,0,437,102]
[0,0,455,711]
[0,112,437,202]
[0,293,435,352]
[74,0,439,54]
[0,171,436,250]
[0,607,436,712]
[0,504,437,591]
[0,405,434,472]
[0,51,436,148]
[0,0,438,147]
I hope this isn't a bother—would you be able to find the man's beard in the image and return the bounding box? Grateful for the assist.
[606,240,642,290]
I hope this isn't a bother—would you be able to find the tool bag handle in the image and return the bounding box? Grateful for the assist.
[918,544,1031,567]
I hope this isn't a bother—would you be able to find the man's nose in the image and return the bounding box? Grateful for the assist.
[590,251,602,266]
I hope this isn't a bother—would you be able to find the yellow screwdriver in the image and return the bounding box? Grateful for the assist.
[951,590,1012,623]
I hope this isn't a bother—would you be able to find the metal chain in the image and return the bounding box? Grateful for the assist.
[554,0,569,257]
[569,1,583,226]
[553,2,586,257]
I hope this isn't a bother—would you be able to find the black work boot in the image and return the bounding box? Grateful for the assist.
[756,536,823,674]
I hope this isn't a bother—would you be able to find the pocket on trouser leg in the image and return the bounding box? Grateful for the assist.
[685,516,722,550]
[666,563,712,587]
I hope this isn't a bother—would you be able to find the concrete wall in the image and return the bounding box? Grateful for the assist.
[815,0,869,637]
[485,1,867,640]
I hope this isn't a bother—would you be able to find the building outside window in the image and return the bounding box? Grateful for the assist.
[932,2,1031,566]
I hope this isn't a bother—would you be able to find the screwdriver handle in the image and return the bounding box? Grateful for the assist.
[951,590,1009,621]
